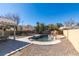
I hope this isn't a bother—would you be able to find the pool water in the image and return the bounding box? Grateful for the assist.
[31,34,53,42]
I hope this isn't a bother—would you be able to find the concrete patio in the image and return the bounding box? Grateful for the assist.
[11,39,79,56]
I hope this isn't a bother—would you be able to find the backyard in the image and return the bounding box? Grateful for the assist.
[0,3,79,56]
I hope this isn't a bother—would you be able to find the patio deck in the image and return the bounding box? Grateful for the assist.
[11,39,79,56]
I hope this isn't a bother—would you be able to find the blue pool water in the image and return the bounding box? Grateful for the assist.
[31,34,53,42]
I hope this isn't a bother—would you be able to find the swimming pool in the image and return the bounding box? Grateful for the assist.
[31,34,53,42]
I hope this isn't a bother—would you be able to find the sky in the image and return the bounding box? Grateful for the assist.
[0,3,79,26]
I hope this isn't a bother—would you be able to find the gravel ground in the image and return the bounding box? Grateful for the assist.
[11,39,79,56]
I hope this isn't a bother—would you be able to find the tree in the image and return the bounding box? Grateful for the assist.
[35,22,46,33]
[64,18,76,27]
[76,22,79,26]
[5,13,20,31]
[35,22,62,34]
[35,22,40,33]
[56,23,64,28]
[48,24,55,30]
[39,23,45,33]
[5,13,20,25]
[48,24,60,31]
[40,23,45,31]
[48,24,52,30]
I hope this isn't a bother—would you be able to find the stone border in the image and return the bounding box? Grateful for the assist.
[31,40,61,45]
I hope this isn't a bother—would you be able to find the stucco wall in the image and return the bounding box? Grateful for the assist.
[63,30,68,39]
[63,29,79,53]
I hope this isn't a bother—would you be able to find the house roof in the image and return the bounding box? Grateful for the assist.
[60,26,79,30]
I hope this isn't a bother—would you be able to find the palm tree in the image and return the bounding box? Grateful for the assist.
[35,22,40,33]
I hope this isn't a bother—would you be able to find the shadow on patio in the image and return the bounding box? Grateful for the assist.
[0,39,30,56]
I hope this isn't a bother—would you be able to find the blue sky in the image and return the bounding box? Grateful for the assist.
[0,3,79,26]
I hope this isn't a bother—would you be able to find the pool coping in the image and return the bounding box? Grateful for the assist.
[31,40,61,45]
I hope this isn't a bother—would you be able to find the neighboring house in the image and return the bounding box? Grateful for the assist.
[17,25,22,31]
[17,25,35,31]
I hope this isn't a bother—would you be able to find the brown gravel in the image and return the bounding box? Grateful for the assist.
[10,39,79,56]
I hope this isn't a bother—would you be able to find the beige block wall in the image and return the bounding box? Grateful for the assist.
[63,29,79,53]
[63,30,68,39]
